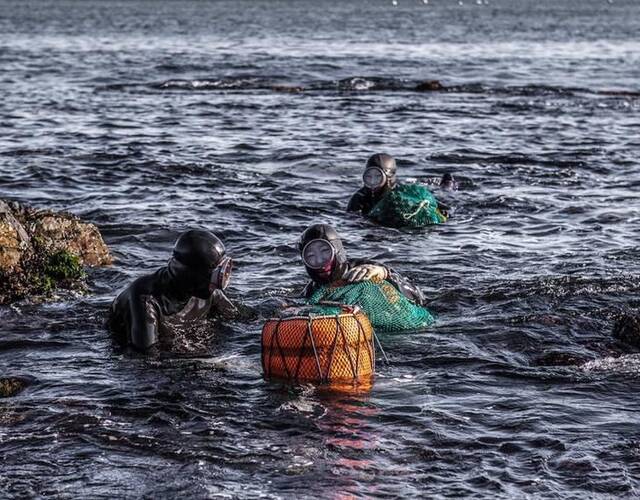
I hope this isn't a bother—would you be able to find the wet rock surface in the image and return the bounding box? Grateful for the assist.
[613,313,640,349]
[414,79,446,92]
[533,351,590,367]
[0,377,28,398]
[0,200,31,273]
[0,199,111,304]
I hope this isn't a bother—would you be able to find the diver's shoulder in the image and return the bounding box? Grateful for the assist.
[347,187,368,211]
[121,270,163,298]
[353,186,369,198]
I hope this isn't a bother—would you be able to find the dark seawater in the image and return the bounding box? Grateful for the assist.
[1,0,640,497]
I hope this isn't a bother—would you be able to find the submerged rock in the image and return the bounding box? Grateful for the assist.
[533,351,588,367]
[415,80,445,92]
[0,199,112,304]
[613,313,640,349]
[0,377,28,398]
[271,85,304,93]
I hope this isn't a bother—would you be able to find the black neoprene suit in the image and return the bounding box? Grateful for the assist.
[108,230,229,352]
[346,186,388,215]
[108,268,224,351]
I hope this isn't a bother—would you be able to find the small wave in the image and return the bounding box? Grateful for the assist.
[0,147,64,157]
[429,149,589,170]
[581,354,640,376]
[484,275,640,304]
[154,63,213,73]
[157,77,266,90]
[95,76,640,99]
[0,339,71,352]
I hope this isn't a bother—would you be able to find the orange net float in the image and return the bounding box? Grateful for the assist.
[261,305,376,389]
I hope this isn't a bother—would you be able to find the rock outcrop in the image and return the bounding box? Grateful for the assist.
[0,199,112,304]
[415,80,445,92]
[0,201,31,274]
[613,313,640,349]
[0,377,28,398]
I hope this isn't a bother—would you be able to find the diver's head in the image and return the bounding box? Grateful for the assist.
[362,153,397,193]
[168,229,232,299]
[298,223,348,284]
[440,173,458,191]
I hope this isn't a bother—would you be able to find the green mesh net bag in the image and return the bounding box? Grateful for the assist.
[368,183,447,228]
[306,280,435,332]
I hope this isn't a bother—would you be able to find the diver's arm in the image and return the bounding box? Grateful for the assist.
[349,258,427,306]
[347,189,366,213]
[210,289,238,320]
[129,295,160,351]
[384,267,427,306]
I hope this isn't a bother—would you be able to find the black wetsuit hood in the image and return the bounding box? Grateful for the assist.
[167,229,226,299]
[298,223,348,284]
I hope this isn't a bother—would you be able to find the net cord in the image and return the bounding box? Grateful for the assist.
[274,319,292,380]
[402,198,430,221]
[373,330,390,364]
[263,318,281,377]
[336,312,358,378]
[293,318,309,381]
[324,315,341,384]
[307,316,325,382]
[356,314,376,373]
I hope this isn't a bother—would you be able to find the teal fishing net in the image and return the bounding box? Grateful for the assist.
[368,183,447,228]
[307,280,435,332]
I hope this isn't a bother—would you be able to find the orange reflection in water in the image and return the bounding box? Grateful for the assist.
[315,392,386,498]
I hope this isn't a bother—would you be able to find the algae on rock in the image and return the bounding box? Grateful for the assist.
[0,199,111,304]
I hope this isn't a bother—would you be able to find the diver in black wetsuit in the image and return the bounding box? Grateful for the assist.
[299,223,426,306]
[347,153,452,218]
[108,229,236,352]
[347,153,397,216]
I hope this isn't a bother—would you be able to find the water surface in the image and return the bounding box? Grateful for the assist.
[1,0,640,497]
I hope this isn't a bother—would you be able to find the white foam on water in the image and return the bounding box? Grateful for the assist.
[581,354,640,376]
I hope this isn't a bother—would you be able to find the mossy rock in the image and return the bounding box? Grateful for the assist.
[44,250,85,281]
[1,250,87,302]
[0,198,110,304]
[0,377,27,398]
[28,213,111,267]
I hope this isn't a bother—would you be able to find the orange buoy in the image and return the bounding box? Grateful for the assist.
[261,305,375,389]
